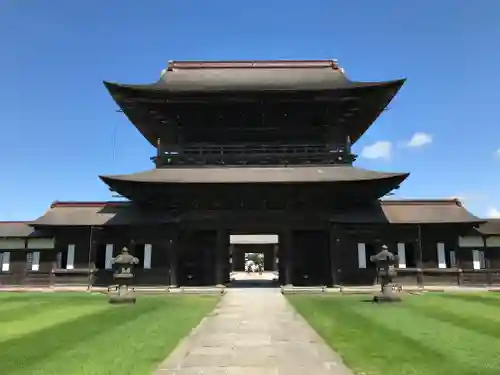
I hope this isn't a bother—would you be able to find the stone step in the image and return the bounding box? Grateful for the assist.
[281,285,327,294]
[172,286,226,295]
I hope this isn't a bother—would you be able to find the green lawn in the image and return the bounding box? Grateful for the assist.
[288,292,500,375]
[0,292,219,375]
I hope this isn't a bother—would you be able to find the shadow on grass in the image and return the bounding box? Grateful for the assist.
[290,296,499,375]
[0,293,46,302]
[294,298,454,374]
[437,293,500,307]
[404,301,500,340]
[0,299,163,374]
[0,292,94,303]
[360,298,375,303]
[0,301,53,323]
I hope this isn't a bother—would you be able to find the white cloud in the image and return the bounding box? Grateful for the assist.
[494,149,500,158]
[406,132,433,148]
[360,141,392,160]
[487,207,500,218]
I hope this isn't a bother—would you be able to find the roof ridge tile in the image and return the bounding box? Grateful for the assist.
[167,59,340,71]
[381,199,460,206]
[51,201,130,208]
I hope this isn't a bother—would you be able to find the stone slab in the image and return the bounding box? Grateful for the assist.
[153,288,353,375]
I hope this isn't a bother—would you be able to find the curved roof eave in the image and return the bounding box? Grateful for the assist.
[103,78,406,95]
[104,78,406,146]
[99,167,409,185]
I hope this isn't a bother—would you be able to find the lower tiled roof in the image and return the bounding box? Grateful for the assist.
[476,219,500,235]
[334,199,483,224]
[99,166,408,184]
[25,198,483,228]
[0,222,48,238]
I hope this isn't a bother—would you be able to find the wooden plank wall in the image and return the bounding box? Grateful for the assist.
[2,223,500,288]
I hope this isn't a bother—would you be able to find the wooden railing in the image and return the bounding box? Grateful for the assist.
[153,143,356,166]
[338,268,500,287]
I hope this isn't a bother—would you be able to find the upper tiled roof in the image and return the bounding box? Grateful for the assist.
[104,59,405,147]
[104,59,405,93]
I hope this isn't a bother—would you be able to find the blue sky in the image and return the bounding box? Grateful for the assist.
[1,0,500,221]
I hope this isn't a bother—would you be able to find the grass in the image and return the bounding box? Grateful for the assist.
[288,292,500,375]
[0,292,219,375]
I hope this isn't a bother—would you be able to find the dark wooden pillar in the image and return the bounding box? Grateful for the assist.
[169,226,178,287]
[88,226,103,268]
[87,226,102,288]
[233,246,245,271]
[86,227,95,289]
[203,240,212,285]
[483,235,492,285]
[129,239,136,256]
[215,227,227,286]
[483,235,489,265]
[415,224,424,286]
[283,228,293,285]
[229,244,235,272]
[273,244,279,272]
[329,224,340,287]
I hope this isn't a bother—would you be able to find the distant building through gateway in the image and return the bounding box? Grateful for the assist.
[229,235,278,273]
[1,59,500,288]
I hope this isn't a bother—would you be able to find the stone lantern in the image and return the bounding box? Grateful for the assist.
[370,244,401,303]
[108,247,139,304]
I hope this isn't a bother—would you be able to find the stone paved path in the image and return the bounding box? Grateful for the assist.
[154,288,354,375]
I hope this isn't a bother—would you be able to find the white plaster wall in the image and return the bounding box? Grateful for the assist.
[230,234,279,244]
